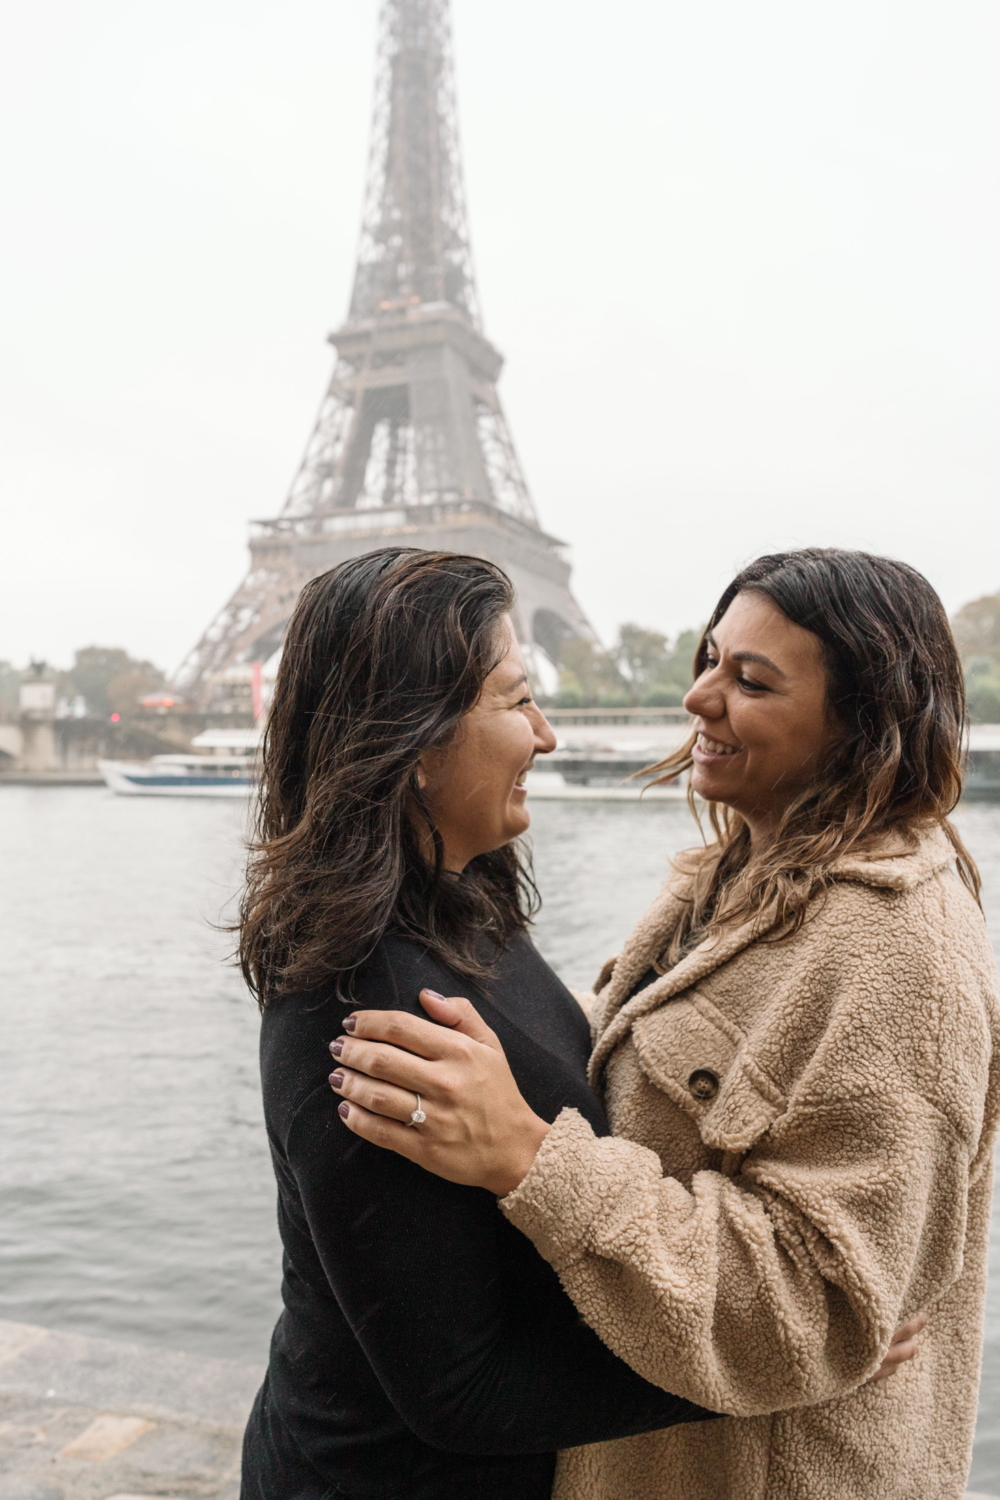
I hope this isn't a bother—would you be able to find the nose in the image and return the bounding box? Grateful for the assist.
[532,705,558,757]
[684,670,725,723]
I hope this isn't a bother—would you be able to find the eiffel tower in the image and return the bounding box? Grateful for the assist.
[175,0,595,711]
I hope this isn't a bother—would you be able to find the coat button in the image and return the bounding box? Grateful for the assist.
[688,1068,719,1101]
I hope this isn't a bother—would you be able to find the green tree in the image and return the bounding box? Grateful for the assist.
[553,638,627,707]
[951,591,1000,724]
[68,646,164,719]
[613,623,704,706]
[653,628,702,700]
[551,624,705,709]
[952,592,1000,661]
[966,656,1000,725]
[612,625,672,705]
[107,668,167,716]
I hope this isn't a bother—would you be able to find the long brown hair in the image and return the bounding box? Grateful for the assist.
[648,548,979,960]
[238,549,537,1005]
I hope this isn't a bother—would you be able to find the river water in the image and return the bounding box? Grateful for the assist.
[1,788,999,1488]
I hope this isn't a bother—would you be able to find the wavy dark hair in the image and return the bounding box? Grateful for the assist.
[238,548,537,1005]
[647,548,980,961]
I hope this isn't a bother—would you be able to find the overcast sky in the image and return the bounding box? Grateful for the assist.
[1,0,998,671]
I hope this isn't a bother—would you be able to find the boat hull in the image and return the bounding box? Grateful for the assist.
[98,760,254,798]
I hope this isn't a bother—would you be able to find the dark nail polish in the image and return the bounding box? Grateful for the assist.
[343,1016,357,1033]
[424,989,445,1001]
[330,1072,344,1090]
[331,1039,344,1059]
[338,1102,350,1119]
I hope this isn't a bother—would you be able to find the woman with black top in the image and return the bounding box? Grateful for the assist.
[238,548,712,1500]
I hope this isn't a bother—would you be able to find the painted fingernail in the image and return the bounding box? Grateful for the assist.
[330,1039,344,1059]
[338,1102,350,1120]
[424,990,445,1001]
[343,1016,357,1033]
[329,1072,344,1090]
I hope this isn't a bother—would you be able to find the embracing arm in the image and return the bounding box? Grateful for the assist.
[497,1094,952,1414]
[289,1097,712,1453]
[333,992,931,1412]
[290,965,713,1455]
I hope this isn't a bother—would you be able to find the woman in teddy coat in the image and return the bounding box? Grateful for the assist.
[332,548,1000,1500]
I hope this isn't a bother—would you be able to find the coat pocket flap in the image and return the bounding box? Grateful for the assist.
[631,996,785,1152]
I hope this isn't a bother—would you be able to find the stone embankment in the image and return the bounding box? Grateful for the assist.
[2,1318,997,1499]
[0,1321,260,1500]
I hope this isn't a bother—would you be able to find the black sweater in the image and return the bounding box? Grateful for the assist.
[244,931,710,1499]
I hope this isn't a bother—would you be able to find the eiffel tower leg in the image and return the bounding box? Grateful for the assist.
[173,545,310,710]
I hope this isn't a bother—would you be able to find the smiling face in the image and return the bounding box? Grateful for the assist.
[417,616,557,872]
[683,590,839,842]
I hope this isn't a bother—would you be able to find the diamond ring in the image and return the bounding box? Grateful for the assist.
[408,1092,426,1127]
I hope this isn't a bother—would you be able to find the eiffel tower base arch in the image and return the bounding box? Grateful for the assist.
[178,502,593,712]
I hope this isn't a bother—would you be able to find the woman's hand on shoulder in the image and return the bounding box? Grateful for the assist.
[328,990,550,1197]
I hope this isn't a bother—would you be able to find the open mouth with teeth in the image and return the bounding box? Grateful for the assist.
[513,762,533,792]
[695,733,743,758]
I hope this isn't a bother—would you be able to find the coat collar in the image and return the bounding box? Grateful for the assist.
[587,870,774,1088]
[827,822,956,891]
[587,823,958,1089]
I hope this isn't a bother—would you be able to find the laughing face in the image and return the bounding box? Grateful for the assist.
[417,615,557,872]
[683,590,839,842]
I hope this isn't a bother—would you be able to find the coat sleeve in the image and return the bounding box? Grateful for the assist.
[281,960,714,1456]
[499,1074,980,1418]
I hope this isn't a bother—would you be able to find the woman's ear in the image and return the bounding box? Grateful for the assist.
[416,740,450,791]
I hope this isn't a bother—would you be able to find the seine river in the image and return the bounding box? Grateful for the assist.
[2,788,1000,1488]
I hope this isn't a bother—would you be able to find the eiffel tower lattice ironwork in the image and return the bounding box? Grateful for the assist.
[174,0,594,710]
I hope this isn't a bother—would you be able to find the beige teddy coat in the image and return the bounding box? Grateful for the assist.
[501,826,1000,1499]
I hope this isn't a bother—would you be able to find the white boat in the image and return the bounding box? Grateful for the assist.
[98,729,261,798]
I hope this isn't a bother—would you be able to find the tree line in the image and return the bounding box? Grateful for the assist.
[549,626,702,708]
[553,589,1000,725]
[2,589,999,724]
[0,647,164,719]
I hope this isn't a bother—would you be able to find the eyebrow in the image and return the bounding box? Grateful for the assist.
[705,632,786,678]
[494,670,529,693]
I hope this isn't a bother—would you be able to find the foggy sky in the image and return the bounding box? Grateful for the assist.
[1,0,998,671]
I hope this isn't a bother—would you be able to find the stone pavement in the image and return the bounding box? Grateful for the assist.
[2,1318,997,1498]
[0,1320,261,1500]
